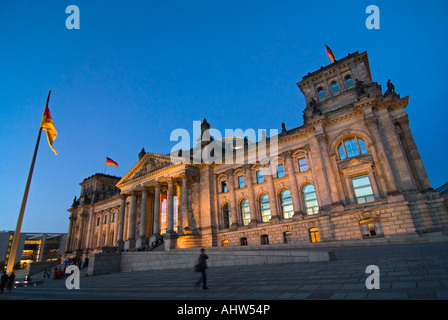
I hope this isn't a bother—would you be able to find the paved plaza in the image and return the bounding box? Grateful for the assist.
[1,241,448,301]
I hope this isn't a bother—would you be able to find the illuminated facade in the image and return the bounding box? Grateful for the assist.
[66,51,448,259]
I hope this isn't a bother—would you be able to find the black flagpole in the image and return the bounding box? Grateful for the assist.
[6,91,50,275]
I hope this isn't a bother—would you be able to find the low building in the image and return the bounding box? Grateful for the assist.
[0,231,67,268]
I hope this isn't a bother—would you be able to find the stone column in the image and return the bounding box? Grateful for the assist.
[116,194,127,250]
[395,115,432,192]
[315,132,338,205]
[136,186,148,248]
[364,113,398,194]
[149,183,161,245]
[284,151,302,217]
[66,216,75,252]
[125,191,137,250]
[164,178,178,250]
[227,169,239,228]
[264,165,279,221]
[245,165,257,226]
[166,179,174,234]
[180,173,189,235]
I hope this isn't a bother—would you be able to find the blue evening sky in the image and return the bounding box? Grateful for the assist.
[0,0,447,233]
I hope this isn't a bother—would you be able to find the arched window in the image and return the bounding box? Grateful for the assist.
[222,203,231,228]
[240,198,251,226]
[303,184,319,215]
[280,189,294,219]
[345,75,354,87]
[317,87,326,98]
[259,194,271,222]
[330,81,340,93]
[337,137,368,160]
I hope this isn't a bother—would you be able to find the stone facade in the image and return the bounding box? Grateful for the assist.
[66,51,448,259]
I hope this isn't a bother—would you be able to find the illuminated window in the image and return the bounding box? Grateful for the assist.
[259,194,271,222]
[240,198,251,226]
[351,175,375,204]
[280,189,294,219]
[359,218,383,238]
[338,137,368,160]
[303,184,319,215]
[222,203,231,228]
[222,240,229,247]
[160,196,167,234]
[309,228,320,242]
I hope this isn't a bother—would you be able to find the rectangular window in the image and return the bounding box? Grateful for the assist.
[351,175,375,204]
[298,157,308,172]
[238,175,245,188]
[256,170,264,183]
[277,164,285,178]
[221,180,228,193]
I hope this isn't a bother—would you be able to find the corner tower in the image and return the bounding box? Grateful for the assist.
[297,51,382,123]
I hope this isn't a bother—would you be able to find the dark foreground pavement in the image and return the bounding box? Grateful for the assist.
[1,242,447,301]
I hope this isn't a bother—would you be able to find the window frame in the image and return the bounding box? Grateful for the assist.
[303,184,319,215]
[351,174,375,204]
[237,175,245,189]
[330,81,340,93]
[240,198,251,226]
[256,169,264,184]
[317,87,326,99]
[345,75,354,87]
[277,163,285,178]
[222,202,231,229]
[259,194,271,222]
[221,180,228,193]
[280,189,294,219]
[297,157,308,172]
[337,137,369,160]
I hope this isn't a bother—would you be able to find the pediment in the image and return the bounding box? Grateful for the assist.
[341,158,373,171]
[117,152,173,188]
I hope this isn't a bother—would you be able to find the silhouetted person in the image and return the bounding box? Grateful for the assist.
[194,248,209,290]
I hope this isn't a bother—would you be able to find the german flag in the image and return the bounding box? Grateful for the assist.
[40,91,58,155]
[106,157,118,167]
[325,44,336,63]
